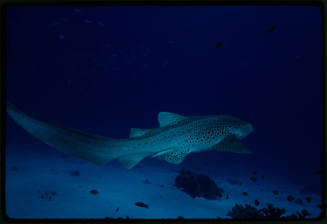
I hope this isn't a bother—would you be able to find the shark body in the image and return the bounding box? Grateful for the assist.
[7,104,253,169]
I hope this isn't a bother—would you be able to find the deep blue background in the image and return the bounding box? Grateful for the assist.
[6,6,322,184]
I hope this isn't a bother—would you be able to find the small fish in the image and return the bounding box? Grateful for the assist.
[48,22,60,27]
[135,202,149,208]
[69,170,80,176]
[272,190,279,195]
[227,179,242,186]
[90,189,99,195]
[9,166,19,171]
[115,207,119,212]
[67,80,72,86]
[313,170,323,175]
[266,26,277,33]
[97,21,105,26]
[287,195,295,201]
[142,179,151,184]
[250,176,257,182]
[216,41,224,48]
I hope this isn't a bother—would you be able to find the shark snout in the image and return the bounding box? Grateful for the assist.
[243,123,254,137]
[247,123,254,133]
[233,123,253,139]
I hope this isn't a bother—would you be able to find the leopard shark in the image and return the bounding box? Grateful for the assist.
[7,104,253,169]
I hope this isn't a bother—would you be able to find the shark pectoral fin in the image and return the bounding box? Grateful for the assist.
[129,128,152,138]
[158,112,186,127]
[7,104,120,166]
[118,154,146,169]
[153,148,188,164]
[213,135,252,154]
[152,148,174,158]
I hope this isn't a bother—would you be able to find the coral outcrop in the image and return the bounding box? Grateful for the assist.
[175,169,224,200]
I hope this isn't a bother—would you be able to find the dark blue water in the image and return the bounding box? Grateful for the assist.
[5,5,323,219]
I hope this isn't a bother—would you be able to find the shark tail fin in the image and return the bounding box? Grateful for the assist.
[6,104,121,166]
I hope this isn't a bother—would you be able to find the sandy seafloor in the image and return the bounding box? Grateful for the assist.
[5,146,323,219]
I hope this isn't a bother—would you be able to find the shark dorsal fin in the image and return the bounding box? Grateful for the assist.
[158,112,186,127]
[129,128,151,138]
[212,135,252,154]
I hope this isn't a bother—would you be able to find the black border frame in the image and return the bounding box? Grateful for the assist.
[0,0,326,223]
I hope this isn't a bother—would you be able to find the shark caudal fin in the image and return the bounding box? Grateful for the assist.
[6,104,120,166]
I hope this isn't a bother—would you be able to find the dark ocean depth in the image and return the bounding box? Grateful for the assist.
[5,5,323,219]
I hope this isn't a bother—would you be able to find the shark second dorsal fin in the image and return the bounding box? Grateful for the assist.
[158,112,186,127]
[213,135,252,154]
[129,128,152,138]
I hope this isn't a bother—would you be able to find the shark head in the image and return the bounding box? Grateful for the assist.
[188,115,254,154]
[200,115,254,142]
[231,121,253,139]
[224,118,254,140]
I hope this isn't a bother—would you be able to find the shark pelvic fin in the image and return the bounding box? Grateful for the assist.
[6,104,120,166]
[129,128,152,138]
[212,135,252,154]
[158,112,186,127]
[153,147,188,164]
[118,154,146,169]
